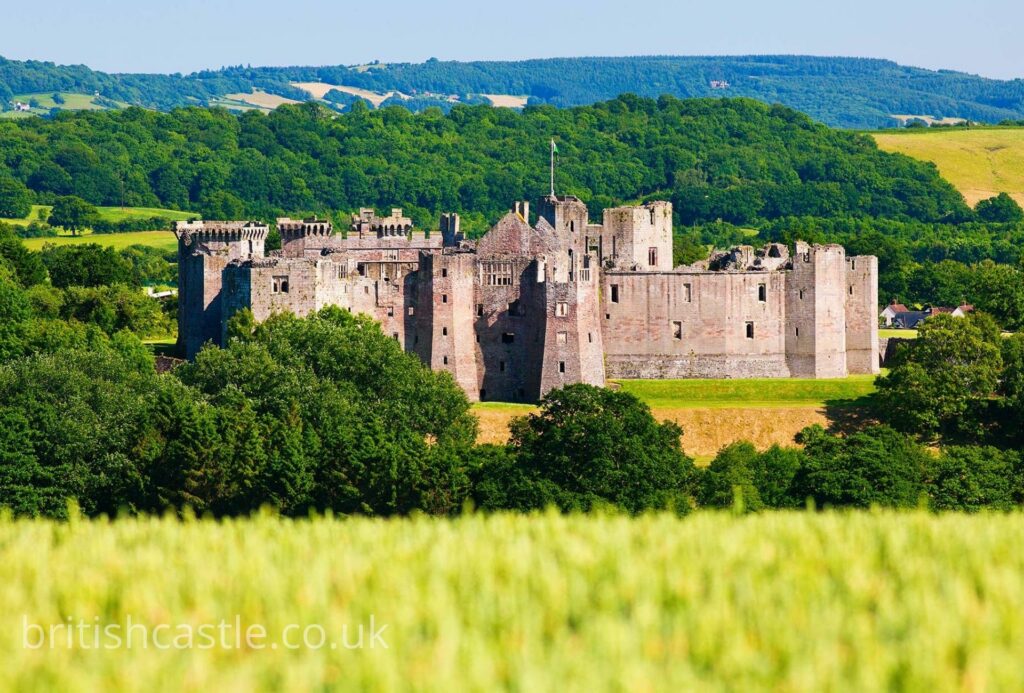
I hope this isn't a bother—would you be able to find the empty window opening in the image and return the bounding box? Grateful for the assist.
[481,261,514,286]
[387,306,394,317]
[364,286,369,294]
[851,260,856,270]
[745,322,754,339]
[556,331,567,345]
[849,285,854,295]
[648,247,658,266]
[443,355,449,365]
[605,313,611,320]
[588,332,593,343]
[559,361,566,373]
[502,332,515,344]
[610,285,620,303]
[795,327,800,337]
[408,306,415,316]
[442,294,448,304]
[337,266,346,279]
[441,268,448,277]
[684,283,692,302]
[556,302,568,317]
[508,300,523,316]
[442,327,448,336]
[672,321,683,340]
[414,334,419,344]
[392,332,399,340]
[271,276,290,294]
[799,288,806,300]
[758,284,767,302]
[476,304,484,317]
[499,360,506,372]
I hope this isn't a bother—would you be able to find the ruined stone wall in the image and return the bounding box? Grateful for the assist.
[601,270,791,379]
[844,255,880,375]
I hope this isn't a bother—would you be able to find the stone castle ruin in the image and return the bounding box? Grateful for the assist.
[175,196,878,402]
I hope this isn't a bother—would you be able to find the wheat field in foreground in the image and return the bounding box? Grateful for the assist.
[3,511,1023,691]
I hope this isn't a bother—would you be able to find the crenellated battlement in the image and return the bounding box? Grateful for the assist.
[276,217,333,243]
[173,220,269,248]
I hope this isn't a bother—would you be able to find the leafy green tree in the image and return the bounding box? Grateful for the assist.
[698,442,763,511]
[0,176,31,218]
[749,445,804,508]
[40,244,136,288]
[876,314,1003,440]
[47,196,98,236]
[198,190,245,220]
[0,267,31,360]
[500,384,696,513]
[927,446,1021,512]
[793,425,929,509]
[975,193,1024,223]
[0,349,158,517]
[0,225,47,286]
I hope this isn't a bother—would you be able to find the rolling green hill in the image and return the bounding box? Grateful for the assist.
[2,54,1023,128]
[872,126,1024,207]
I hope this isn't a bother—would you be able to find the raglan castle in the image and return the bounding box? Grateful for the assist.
[174,194,879,402]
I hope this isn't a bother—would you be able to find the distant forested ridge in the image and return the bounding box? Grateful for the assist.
[2,55,1023,128]
[0,96,971,227]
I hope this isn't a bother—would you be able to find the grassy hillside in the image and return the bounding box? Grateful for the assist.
[1,204,193,225]
[19,230,177,253]
[3,54,1024,128]
[4,512,1024,690]
[873,127,1024,207]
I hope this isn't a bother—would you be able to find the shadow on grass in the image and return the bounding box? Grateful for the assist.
[822,393,882,436]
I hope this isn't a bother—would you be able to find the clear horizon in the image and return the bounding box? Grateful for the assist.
[2,0,1022,80]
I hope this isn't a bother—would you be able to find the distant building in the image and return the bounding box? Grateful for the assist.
[892,311,928,329]
[175,197,879,402]
[710,80,731,90]
[880,301,910,326]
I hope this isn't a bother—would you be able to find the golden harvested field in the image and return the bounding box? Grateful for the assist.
[473,377,875,457]
[475,404,830,457]
[221,90,303,110]
[873,127,1024,207]
[291,82,394,107]
[5,512,1024,690]
[482,94,529,108]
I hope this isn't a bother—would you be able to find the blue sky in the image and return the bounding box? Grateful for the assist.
[3,0,1021,79]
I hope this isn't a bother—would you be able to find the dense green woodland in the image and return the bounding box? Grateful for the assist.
[0,96,976,225]
[3,55,1024,128]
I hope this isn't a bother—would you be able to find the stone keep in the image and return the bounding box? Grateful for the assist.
[175,196,879,400]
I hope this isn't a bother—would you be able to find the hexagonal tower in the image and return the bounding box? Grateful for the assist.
[174,220,268,359]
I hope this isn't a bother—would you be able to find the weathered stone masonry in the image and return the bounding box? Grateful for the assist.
[175,197,879,402]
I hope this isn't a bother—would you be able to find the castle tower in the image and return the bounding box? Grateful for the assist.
[844,254,880,374]
[537,253,606,398]
[174,220,268,359]
[439,213,462,247]
[414,251,480,399]
[785,242,848,378]
[600,201,673,270]
[277,217,333,257]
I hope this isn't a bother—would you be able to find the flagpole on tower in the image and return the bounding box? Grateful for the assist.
[550,138,556,197]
